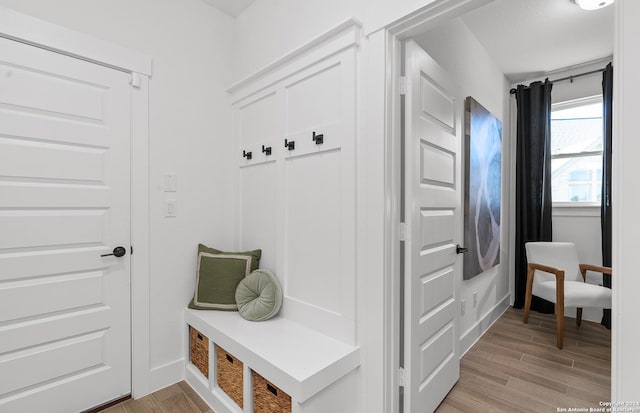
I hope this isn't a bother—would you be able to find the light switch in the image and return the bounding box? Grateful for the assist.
[163,173,177,192]
[165,199,177,217]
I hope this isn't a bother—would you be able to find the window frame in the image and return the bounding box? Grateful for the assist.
[550,95,604,207]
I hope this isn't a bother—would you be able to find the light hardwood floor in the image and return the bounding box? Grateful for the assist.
[102,382,211,413]
[437,307,611,413]
[105,308,610,413]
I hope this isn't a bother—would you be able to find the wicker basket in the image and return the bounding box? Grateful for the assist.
[252,371,291,413]
[189,326,209,378]
[216,345,244,408]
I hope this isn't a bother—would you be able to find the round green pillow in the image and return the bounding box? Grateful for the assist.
[235,269,282,321]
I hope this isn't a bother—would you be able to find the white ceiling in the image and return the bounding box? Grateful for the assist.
[203,0,613,81]
[461,0,614,82]
[201,0,255,17]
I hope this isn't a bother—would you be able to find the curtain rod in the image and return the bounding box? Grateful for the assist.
[509,67,607,95]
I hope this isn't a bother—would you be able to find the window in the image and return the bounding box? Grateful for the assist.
[551,96,603,204]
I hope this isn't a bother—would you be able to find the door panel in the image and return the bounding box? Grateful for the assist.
[0,36,131,412]
[0,271,103,322]
[0,210,106,249]
[404,40,462,413]
[0,331,106,396]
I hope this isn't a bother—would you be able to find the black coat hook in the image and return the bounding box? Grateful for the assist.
[242,150,252,160]
[262,145,272,156]
[284,139,295,150]
[312,131,324,145]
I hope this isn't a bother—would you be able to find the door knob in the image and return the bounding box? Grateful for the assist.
[101,246,127,258]
[456,245,468,254]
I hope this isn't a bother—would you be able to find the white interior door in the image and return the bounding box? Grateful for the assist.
[403,40,462,412]
[0,36,132,412]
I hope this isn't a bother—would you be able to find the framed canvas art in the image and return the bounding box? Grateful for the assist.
[463,97,502,280]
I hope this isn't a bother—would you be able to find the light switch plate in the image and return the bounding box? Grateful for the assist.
[165,199,177,217]
[163,173,177,192]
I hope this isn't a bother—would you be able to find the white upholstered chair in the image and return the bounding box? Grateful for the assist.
[524,242,612,349]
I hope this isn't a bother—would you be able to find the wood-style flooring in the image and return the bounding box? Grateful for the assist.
[105,307,610,413]
[437,307,611,413]
[102,381,211,413]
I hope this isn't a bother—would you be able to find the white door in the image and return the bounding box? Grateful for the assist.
[0,36,132,412]
[403,40,462,412]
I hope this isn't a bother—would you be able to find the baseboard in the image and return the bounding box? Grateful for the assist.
[148,358,185,394]
[459,294,510,357]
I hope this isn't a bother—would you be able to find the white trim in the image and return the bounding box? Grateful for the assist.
[382,0,494,40]
[0,9,152,401]
[459,294,510,356]
[0,6,152,76]
[552,205,601,217]
[611,0,622,402]
[131,74,151,398]
[551,94,603,110]
[360,28,398,413]
[227,18,362,97]
[387,31,403,413]
[149,359,186,394]
[377,2,495,412]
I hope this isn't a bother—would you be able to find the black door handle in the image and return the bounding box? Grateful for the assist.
[456,245,468,254]
[101,246,127,258]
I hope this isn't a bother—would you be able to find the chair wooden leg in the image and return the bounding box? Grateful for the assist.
[576,308,583,327]
[556,272,565,349]
[556,310,564,349]
[523,266,534,324]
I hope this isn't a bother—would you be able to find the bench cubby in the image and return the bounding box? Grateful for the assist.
[185,309,360,413]
[216,345,244,409]
[189,326,209,378]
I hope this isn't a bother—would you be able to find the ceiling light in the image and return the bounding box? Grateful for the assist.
[573,0,614,11]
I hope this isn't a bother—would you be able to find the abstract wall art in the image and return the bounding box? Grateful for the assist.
[463,97,502,280]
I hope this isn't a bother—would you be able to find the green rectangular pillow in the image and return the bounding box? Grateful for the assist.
[198,244,261,272]
[189,253,253,310]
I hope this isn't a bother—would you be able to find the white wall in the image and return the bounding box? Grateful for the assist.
[233,0,489,83]
[414,18,511,353]
[614,0,640,401]
[0,0,236,393]
[233,0,363,81]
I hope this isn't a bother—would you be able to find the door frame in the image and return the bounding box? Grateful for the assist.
[366,0,625,411]
[0,6,153,399]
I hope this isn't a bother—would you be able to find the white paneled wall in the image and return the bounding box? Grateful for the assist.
[232,24,359,345]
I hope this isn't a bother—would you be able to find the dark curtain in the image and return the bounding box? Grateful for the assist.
[513,80,555,313]
[601,63,613,329]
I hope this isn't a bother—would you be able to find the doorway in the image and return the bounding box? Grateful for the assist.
[388,0,615,411]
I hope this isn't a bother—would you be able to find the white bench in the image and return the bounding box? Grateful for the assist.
[184,309,361,413]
